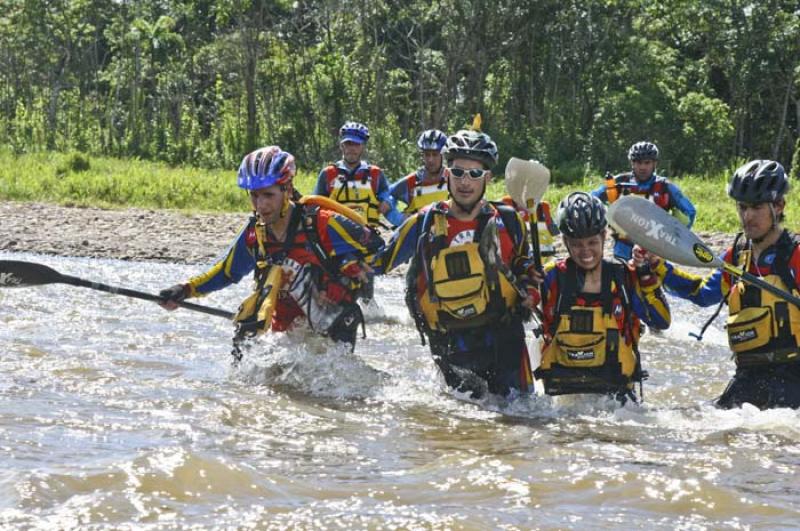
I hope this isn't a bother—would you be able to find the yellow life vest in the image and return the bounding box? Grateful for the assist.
[416,206,520,332]
[233,221,285,335]
[537,260,641,395]
[327,166,382,225]
[726,243,800,367]
[404,174,448,214]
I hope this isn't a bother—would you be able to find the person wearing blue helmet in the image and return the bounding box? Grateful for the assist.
[388,129,449,220]
[314,121,404,229]
[159,146,384,360]
[592,141,696,260]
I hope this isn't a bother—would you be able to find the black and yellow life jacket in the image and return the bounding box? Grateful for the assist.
[404,170,448,214]
[326,165,382,225]
[536,259,643,395]
[726,231,800,367]
[409,203,523,334]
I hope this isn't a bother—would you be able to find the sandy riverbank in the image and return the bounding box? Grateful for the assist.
[0,200,734,265]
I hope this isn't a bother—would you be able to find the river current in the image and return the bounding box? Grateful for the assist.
[1,252,798,529]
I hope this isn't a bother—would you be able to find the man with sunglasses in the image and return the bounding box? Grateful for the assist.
[373,129,539,399]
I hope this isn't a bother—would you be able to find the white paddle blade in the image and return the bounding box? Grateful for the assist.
[504,157,551,206]
[607,196,722,269]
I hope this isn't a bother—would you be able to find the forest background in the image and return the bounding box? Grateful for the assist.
[1,0,799,231]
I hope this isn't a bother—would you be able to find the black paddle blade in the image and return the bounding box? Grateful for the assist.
[0,260,65,288]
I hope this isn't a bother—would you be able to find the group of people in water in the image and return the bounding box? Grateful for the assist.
[159,120,800,411]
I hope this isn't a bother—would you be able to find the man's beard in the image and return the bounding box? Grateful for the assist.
[449,181,485,215]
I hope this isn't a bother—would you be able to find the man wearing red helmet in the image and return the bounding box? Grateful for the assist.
[160,146,384,359]
[656,160,800,409]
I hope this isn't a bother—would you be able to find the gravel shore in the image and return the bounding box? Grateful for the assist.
[0,199,734,265]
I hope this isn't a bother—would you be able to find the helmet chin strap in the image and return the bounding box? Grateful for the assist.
[279,186,291,218]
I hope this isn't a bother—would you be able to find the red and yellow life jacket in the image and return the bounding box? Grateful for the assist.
[325,165,382,225]
[404,171,448,214]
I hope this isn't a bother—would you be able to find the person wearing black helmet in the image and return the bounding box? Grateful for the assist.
[656,159,800,409]
[535,192,671,403]
[388,129,449,219]
[372,128,540,399]
[592,141,697,260]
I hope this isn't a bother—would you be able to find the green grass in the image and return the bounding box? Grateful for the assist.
[0,149,318,212]
[1,149,796,233]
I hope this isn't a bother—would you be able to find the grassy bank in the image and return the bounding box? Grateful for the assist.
[1,150,796,233]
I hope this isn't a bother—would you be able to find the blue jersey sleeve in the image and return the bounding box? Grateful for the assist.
[187,222,256,296]
[371,213,422,274]
[313,169,330,196]
[591,183,609,203]
[389,177,412,206]
[628,272,671,330]
[659,259,725,307]
[667,182,697,228]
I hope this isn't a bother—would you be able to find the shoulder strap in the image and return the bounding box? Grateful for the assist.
[491,203,525,247]
[299,204,341,279]
[550,260,579,337]
[325,165,341,180]
[772,230,800,293]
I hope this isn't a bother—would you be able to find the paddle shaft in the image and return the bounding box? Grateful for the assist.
[525,198,543,272]
[722,263,800,310]
[0,259,234,319]
[60,273,235,319]
[57,273,233,319]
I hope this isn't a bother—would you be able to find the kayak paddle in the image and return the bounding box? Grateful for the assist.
[505,157,551,271]
[0,259,235,319]
[607,195,800,309]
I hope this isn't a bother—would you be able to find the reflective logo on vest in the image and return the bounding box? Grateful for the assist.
[454,305,478,318]
[567,350,595,361]
[730,328,757,344]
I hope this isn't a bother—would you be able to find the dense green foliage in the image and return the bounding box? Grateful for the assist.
[2,150,796,233]
[1,1,798,180]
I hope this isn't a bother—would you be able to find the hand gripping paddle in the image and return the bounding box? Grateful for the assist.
[0,259,234,319]
[607,195,800,309]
